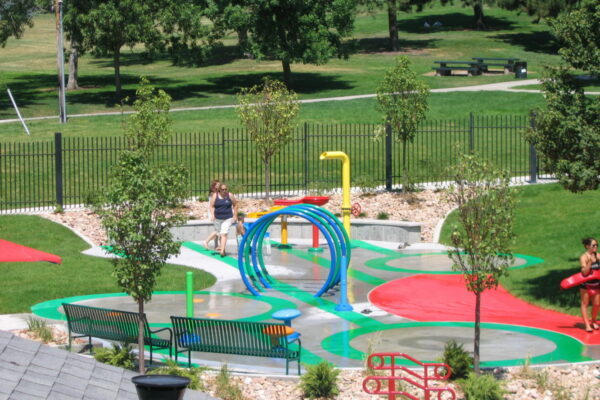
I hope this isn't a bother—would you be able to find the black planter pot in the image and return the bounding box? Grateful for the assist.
[131,374,190,400]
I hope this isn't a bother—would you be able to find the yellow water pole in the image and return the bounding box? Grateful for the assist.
[320,151,351,237]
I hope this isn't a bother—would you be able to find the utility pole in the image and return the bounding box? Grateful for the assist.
[55,0,67,123]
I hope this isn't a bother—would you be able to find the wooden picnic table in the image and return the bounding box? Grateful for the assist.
[472,57,520,73]
[432,60,482,76]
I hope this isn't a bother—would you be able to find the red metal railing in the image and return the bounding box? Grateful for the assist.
[362,353,456,400]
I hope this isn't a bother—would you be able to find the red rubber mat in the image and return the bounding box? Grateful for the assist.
[369,274,600,345]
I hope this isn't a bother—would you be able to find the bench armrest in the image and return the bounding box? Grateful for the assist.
[149,326,173,342]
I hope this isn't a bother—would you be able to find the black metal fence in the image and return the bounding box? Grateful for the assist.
[0,114,545,213]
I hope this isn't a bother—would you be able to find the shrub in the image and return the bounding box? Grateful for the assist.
[298,361,340,399]
[458,372,505,400]
[148,359,205,390]
[93,344,136,370]
[215,364,244,400]
[354,175,379,195]
[358,211,367,217]
[441,340,473,380]
[26,317,53,343]
[377,212,389,220]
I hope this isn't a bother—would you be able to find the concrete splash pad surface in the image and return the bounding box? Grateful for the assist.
[32,239,594,373]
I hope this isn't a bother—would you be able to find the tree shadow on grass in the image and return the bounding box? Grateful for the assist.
[204,72,354,96]
[523,267,580,311]
[399,13,516,34]
[355,37,439,54]
[3,70,354,112]
[87,44,245,69]
[490,31,559,54]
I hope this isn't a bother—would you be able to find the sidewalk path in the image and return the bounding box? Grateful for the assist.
[3,79,598,125]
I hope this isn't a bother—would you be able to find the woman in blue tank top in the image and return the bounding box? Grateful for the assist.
[210,183,238,257]
[580,237,600,332]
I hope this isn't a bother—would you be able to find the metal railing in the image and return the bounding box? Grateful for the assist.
[0,114,545,213]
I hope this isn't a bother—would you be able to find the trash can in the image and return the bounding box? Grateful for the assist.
[515,61,527,79]
[132,375,190,400]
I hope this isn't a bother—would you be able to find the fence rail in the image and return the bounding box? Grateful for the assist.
[0,114,545,213]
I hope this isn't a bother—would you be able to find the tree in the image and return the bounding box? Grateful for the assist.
[362,0,432,51]
[78,0,208,99]
[94,78,188,373]
[236,78,300,200]
[440,0,493,30]
[525,1,600,193]
[375,56,429,178]
[496,0,579,23]
[0,0,36,47]
[242,0,357,87]
[445,152,516,374]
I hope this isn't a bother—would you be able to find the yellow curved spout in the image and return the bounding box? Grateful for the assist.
[320,151,351,237]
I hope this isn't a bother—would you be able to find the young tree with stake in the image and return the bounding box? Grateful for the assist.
[94,78,188,373]
[445,152,516,374]
[237,78,299,200]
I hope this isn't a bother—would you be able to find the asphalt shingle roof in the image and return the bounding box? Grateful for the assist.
[0,330,217,400]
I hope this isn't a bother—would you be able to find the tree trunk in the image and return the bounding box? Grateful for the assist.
[114,45,122,101]
[67,38,80,90]
[265,158,271,201]
[237,28,249,56]
[473,1,486,30]
[473,291,481,374]
[138,300,145,374]
[387,0,400,51]
[282,60,293,89]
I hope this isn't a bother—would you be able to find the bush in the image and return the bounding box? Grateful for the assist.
[377,212,389,220]
[215,364,244,400]
[354,175,379,195]
[148,359,205,390]
[458,372,505,400]
[93,344,136,370]
[441,340,473,380]
[26,317,53,343]
[298,361,340,399]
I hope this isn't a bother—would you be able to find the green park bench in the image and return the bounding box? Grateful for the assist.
[170,316,302,375]
[62,303,172,364]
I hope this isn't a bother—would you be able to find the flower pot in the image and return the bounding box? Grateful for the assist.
[131,374,190,400]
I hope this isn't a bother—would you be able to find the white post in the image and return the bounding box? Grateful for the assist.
[6,89,31,135]
[56,0,67,123]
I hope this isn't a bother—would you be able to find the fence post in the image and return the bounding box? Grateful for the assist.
[385,122,393,191]
[303,122,309,193]
[469,112,474,153]
[221,127,226,181]
[529,114,538,183]
[54,132,63,206]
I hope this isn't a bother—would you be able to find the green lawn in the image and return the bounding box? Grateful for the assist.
[440,183,600,317]
[0,215,216,314]
[0,2,560,139]
[0,91,547,141]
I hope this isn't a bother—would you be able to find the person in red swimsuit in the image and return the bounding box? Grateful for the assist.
[580,237,600,332]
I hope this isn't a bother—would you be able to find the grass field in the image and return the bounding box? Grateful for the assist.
[0,215,216,313]
[440,183,600,317]
[0,2,561,139]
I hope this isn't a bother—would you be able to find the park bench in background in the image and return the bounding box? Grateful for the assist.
[62,303,172,364]
[432,60,482,76]
[472,57,520,73]
[170,316,302,375]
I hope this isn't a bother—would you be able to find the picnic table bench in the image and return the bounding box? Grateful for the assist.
[170,316,302,375]
[62,303,172,364]
[432,60,482,76]
[472,57,520,73]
